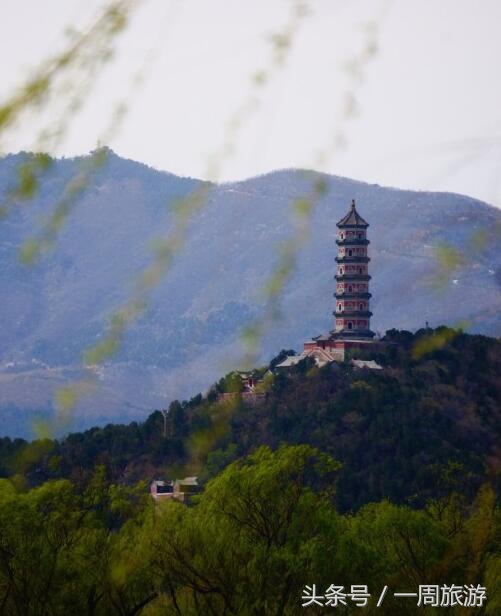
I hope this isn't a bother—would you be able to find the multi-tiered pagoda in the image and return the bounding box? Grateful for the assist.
[296,199,377,364]
[332,199,375,341]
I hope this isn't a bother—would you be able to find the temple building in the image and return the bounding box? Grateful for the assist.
[277,199,378,368]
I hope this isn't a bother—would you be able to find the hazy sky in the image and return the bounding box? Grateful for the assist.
[1,0,500,206]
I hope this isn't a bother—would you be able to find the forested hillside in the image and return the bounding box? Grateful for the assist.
[0,327,500,614]
[2,327,500,511]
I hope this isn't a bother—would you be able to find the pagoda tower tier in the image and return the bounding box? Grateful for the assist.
[331,199,375,340]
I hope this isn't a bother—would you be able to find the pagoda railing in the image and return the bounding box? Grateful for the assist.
[335,256,370,264]
[334,292,372,299]
[333,310,373,318]
[335,274,371,282]
[335,238,369,246]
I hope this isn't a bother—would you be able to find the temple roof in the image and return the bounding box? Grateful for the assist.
[312,334,331,341]
[336,199,369,228]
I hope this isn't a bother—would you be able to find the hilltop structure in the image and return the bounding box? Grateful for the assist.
[219,199,381,391]
[277,199,378,368]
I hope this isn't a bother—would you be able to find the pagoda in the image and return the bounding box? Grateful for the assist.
[285,199,377,366]
[332,199,375,341]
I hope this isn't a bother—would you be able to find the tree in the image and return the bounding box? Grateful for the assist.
[144,445,341,615]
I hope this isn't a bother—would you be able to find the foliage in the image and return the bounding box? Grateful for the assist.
[1,328,500,514]
[0,446,499,614]
[0,469,154,615]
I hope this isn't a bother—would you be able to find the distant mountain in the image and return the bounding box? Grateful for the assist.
[1,150,500,437]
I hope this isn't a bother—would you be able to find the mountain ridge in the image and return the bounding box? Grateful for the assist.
[0,151,500,437]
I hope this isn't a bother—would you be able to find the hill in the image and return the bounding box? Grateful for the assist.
[1,327,500,614]
[1,150,500,436]
[3,328,500,513]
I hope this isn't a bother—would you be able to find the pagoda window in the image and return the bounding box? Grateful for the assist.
[359,303,363,310]
[347,322,353,330]
[348,249,353,256]
[348,285,352,292]
[338,304,342,311]
[358,267,363,274]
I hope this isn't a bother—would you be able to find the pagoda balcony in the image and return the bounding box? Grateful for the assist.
[335,238,369,246]
[335,256,370,264]
[335,274,371,282]
[333,310,373,318]
[334,292,372,300]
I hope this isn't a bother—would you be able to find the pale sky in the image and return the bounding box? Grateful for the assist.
[1,0,501,206]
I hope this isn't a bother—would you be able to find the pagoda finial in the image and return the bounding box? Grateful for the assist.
[351,199,356,210]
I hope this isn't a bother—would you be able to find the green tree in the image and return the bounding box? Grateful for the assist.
[143,445,341,615]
